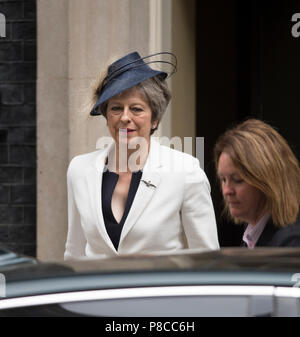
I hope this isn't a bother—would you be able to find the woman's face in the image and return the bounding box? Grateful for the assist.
[106,88,157,146]
[217,152,266,224]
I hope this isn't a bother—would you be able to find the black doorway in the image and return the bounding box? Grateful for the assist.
[196,0,300,246]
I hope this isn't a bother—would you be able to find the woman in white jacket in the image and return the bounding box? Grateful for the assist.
[64,51,219,259]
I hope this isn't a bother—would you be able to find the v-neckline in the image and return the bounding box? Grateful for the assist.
[101,169,142,250]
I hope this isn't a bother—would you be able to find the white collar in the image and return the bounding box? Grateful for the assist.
[242,213,270,248]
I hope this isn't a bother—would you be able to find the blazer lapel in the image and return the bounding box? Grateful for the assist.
[86,141,117,253]
[256,220,277,247]
[119,139,162,243]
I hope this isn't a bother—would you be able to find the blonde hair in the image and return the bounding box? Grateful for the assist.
[214,119,300,227]
[82,58,113,121]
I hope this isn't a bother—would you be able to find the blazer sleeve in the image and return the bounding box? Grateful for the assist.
[64,161,87,260]
[279,235,300,247]
[181,157,220,250]
[270,223,300,247]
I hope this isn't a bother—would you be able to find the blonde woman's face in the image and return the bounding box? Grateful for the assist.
[217,152,266,225]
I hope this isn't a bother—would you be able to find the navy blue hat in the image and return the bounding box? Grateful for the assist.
[90,51,176,116]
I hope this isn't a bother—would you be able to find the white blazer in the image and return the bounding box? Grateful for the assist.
[64,138,219,259]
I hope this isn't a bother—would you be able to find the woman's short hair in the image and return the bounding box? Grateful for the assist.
[213,118,300,227]
[92,72,171,135]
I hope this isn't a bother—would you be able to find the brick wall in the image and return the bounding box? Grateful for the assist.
[0,0,36,256]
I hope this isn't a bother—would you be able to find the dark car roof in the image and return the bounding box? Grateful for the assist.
[2,247,300,276]
[2,247,300,298]
[61,247,300,272]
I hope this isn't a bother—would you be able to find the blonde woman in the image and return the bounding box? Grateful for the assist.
[214,119,300,247]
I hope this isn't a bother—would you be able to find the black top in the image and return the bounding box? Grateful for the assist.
[101,169,142,250]
[240,213,300,247]
[256,216,300,247]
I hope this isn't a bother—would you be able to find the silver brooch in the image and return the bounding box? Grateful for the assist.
[141,180,156,188]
